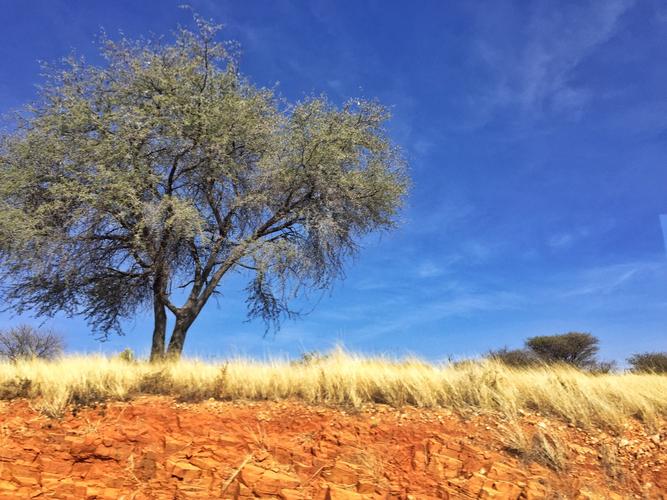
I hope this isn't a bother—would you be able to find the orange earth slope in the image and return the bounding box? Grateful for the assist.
[0,396,664,499]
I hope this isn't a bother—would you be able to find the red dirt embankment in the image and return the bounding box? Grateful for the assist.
[0,396,664,499]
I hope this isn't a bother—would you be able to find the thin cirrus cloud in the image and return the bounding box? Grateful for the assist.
[661,215,667,256]
[343,289,525,343]
[558,260,665,298]
[547,227,594,251]
[461,0,635,128]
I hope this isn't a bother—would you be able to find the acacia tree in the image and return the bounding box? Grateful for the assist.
[525,332,599,368]
[0,18,407,361]
[0,324,64,361]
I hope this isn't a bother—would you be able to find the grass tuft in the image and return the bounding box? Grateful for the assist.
[0,348,665,429]
[497,420,568,471]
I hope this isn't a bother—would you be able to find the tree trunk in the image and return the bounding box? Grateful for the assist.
[166,314,195,359]
[150,299,167,362]
[150,272,168,363]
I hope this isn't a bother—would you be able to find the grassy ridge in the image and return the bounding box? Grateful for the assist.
[1,349,666,429]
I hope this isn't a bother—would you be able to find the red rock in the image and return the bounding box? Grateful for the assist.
[478,485,500,498]
[0,397,660,499]
[239,463,267,486]
[357,479,376,493]
[491,480,523,497]
[167,460,202,481]
[324,461,359,485]
[427,454,463,479]
[325,485,364,499]
[523,480,548,499]
[280,488,306,500]
[189,455,220,471]
[39,457,73,475]
[85,485,104,497]
[11,474,39,487]
[0,480,17,491]
[253,470,301,495]
[232,480,254,497]
[73,481,88,497]
[164,435,189,455]
[71,461,93,478]
[458,472,488,495]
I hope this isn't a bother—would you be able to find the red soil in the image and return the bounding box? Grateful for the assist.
[0,396,664,499]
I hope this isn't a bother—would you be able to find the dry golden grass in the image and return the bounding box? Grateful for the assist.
[497,420,569,471]
[1,348,666,428]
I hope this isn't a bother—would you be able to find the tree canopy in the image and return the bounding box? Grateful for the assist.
[525,332,599,368]
[0,17,407,360]
[0,324,64,361]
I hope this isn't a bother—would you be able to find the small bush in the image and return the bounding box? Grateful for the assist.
[0,324,64,361]
[291,351,330,366]
[599,442,624,481]
[627,352,667,373]
[136,369,173,394]
[588,360,617,374]
[525,332,599,368]
[116,348,137,363]
[0,377,32,399]
[488,347,538,367]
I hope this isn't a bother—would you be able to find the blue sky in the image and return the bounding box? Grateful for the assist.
[1,0,666,363]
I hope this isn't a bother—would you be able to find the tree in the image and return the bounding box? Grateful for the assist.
[0,324,64,361]
[525,332,599,368]
[627,352,667,374]
[0,17,407,361]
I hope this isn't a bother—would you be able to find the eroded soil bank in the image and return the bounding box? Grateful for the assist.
[0,397,664,499]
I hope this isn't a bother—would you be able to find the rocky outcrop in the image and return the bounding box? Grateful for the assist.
[0,397,663,499]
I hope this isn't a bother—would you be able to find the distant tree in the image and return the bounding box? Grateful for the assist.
[290,350,330,366]
[588,360,617,375]
[0,16,407,361]
[0,324,64,361]
[115,348,137,364]
[487,347,538,367]
[627,352,667,373]
[525,332,599,368]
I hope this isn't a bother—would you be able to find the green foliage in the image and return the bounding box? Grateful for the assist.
[291,350,330,366]
[490,335,616,373]
[115,348,137,363]
[136,369,173,395]
[0,377,33,399]
[0,324,64,361]
[525,332,599,368]
[0,15,407,359]
[487,347,538,367]
[627,352,667,373]
[588,360,617,375]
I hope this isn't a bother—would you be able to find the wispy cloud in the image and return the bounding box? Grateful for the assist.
[560,260,662,297]
[416,261,444,279]
[416,255,466,279]
[547,226,593,251]
[548,233,575,250]
[464,0,635,127]
[349,289,524,341]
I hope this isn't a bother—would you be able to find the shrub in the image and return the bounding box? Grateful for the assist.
[525,332,599,368]
[291,351,330,366]
[627,352,667,373]
[0,324,64,361]
[588,360,617,375]
[487,347,538,367]
[0,378,32,399]
[116,348,137,363]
